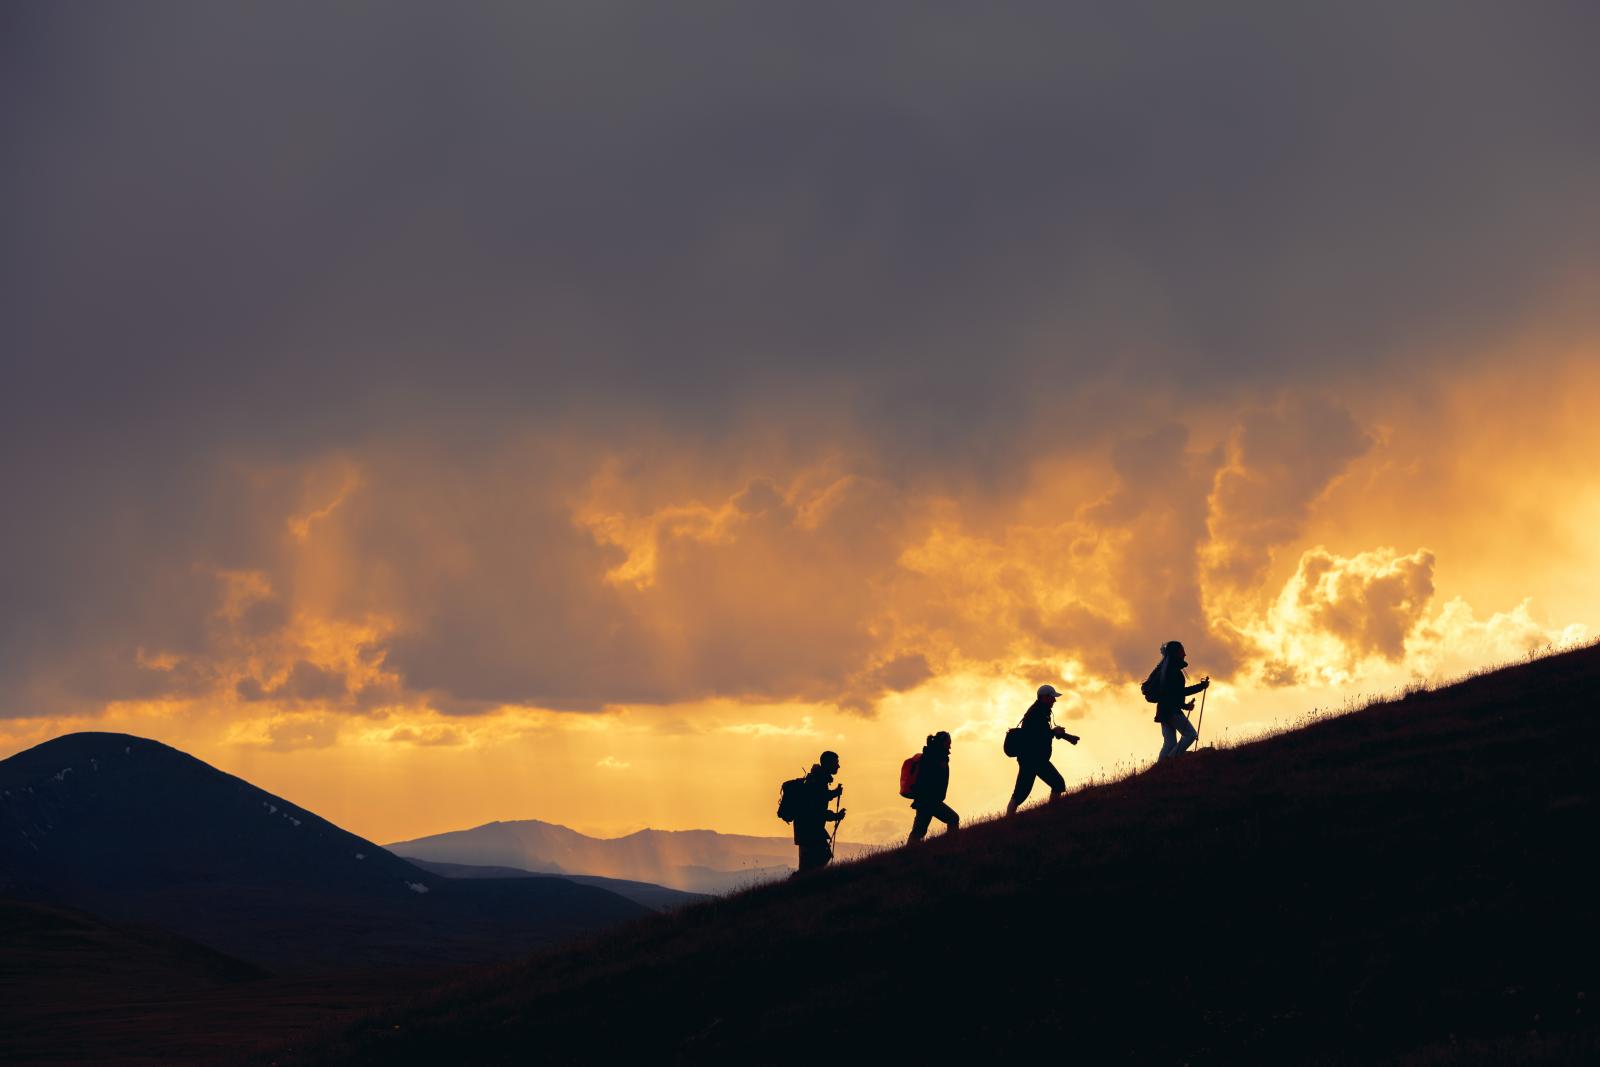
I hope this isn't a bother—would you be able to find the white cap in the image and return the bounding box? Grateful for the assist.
[1037,684,1064,700]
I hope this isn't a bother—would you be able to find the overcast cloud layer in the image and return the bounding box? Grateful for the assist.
[3,3,1599,725]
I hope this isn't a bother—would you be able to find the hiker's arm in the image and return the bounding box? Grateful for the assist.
[1183,677,1210,696]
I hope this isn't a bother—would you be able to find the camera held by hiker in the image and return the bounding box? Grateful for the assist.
[1140,640,1209,760]
[1003,685,1081,815]
[901,731,959,843]
[777,750,846,873]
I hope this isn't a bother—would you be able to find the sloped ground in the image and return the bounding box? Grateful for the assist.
[280,644,1600,1065]
[0,898,432,1067]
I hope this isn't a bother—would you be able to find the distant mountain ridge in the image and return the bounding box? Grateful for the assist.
[0,733,648,973]
[388,818,874,894]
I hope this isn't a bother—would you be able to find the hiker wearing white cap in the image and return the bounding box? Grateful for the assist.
[1004,684,1081,815]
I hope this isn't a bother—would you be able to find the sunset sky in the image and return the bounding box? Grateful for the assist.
[4,4,1598,846]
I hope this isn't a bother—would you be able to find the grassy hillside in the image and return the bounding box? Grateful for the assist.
[0,896,266,1065]
[0,898,405,1067]
[281,644,1600,1065]
[0,895,430,1067]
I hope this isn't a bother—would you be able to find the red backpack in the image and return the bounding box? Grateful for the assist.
[898,753,922,799]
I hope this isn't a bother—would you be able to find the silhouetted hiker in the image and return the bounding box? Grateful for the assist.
[1142,640,1210,760]
[1005,685,1081,815]
[905,731,959,843]
[783,750,845,874]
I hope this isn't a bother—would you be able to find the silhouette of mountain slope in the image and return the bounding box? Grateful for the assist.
[405,858,708,911]
[387,818,871,893]
[0,897,264,1064]
[0,734,647,973]
[1,895,266,1000]
[0,894,435,1067]
[288,644,1599,1065]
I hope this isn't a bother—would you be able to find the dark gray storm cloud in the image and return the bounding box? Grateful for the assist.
[3,2,1598,716]
[8,3,1599,439]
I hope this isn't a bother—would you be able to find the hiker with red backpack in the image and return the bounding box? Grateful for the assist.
[777,750,846,873]
[1142,640,1210,761]
[1004,684,1081,815]
[902,731,959,843]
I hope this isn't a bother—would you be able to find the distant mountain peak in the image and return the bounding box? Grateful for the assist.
[388,816,871,893]
[1,733,648,973]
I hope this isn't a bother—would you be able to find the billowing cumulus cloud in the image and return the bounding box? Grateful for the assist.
[1409,598,1589,680]
[0,396,1584,728]
[1205,397,1373,592]
[1247,547,1436,685]
[1239,545,1589,691]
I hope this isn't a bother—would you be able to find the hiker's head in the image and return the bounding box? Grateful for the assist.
[818,750,840,775]
[1036,683,1063,705]
[928,731,952,753]
[1161,640,1187,666]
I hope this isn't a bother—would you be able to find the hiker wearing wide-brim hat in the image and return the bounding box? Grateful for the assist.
[1141,640,1209,760]
[1004,684,1081,815]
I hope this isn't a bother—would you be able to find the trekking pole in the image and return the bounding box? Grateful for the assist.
[1195,679,1208,747]
[827,791,842,852]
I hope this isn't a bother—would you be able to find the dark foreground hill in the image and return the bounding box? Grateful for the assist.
[284,644,1600,1066]
[0,733,648,974]
[0,895,433,1067]
[388,818,873,893]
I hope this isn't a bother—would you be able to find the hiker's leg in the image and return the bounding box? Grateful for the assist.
[1007,763,1037,814]
[1159,720,1178,760]
[934,802,960,832]
[798,844,830,872]
[1039,761,1066,799]
[908,808,933,843]
[1173,712,1198,755]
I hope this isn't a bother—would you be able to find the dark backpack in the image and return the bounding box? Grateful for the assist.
[1140,665,1163,704]
[776,776,807,823]
[1003,719,1024,758]
[898,753,922,799]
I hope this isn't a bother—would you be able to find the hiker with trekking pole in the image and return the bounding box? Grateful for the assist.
[776,750,846,874]
[1004,685,1081,815]
[901,731,959,843]
[1140,640,1210,761]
